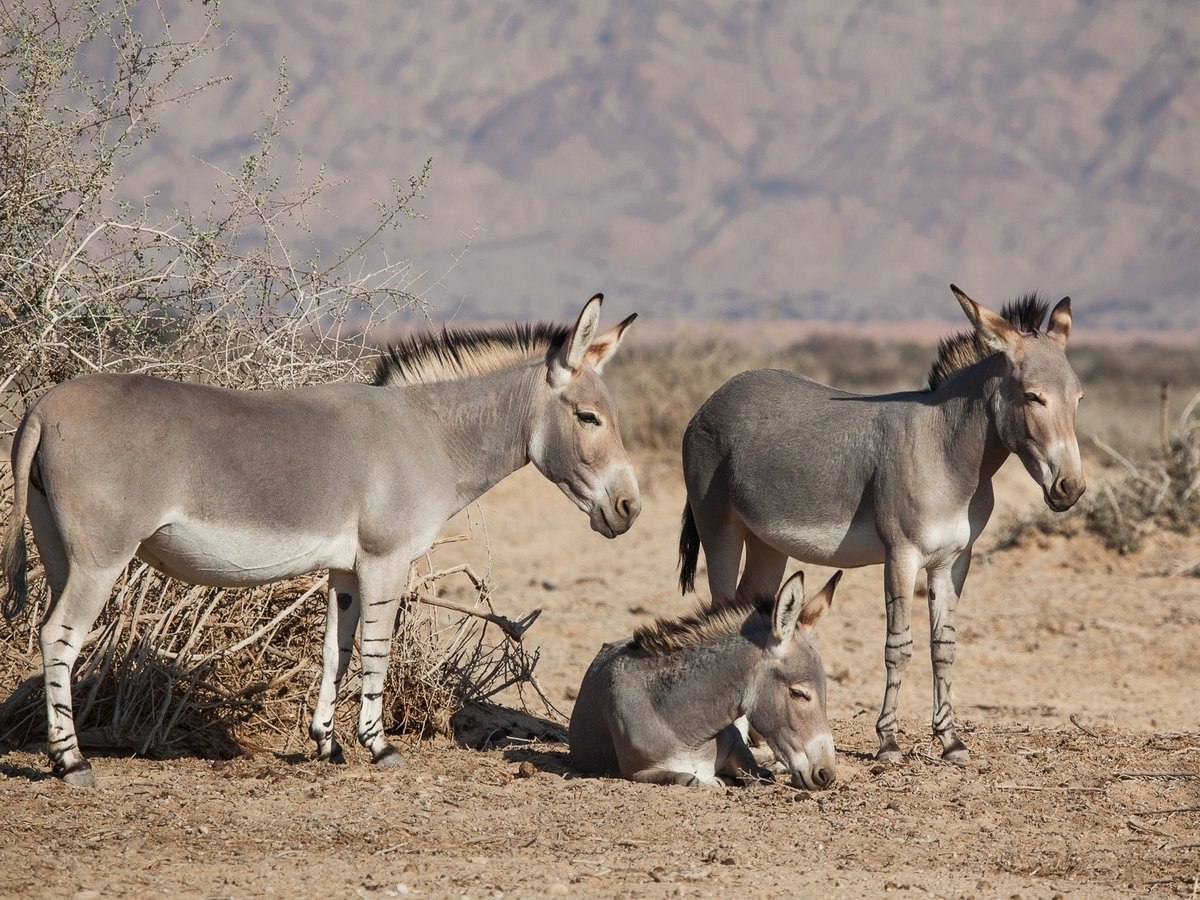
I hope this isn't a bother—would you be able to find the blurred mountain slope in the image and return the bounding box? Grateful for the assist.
[128,1,1200,328]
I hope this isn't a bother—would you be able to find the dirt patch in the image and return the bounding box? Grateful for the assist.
[2,454,1198,898]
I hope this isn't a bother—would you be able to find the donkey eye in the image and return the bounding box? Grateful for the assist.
[575,411,601,426]
[789,686,811,702]
[1023,391,1045,405]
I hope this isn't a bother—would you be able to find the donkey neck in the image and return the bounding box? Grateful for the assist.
[927,354,1011,486]
[640,635,761,740]
[402,363,539,509]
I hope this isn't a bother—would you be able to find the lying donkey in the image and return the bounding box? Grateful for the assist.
[569,569,841,789]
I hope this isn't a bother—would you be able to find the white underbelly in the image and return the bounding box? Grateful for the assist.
[757,519,886,569]
[137,519,357,587]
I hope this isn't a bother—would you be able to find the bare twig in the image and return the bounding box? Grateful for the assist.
[1069,713,1098,737]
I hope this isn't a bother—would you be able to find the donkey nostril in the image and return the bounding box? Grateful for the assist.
[813,766,834,789]
[1056,476,1075,498]
[616,494,640,522]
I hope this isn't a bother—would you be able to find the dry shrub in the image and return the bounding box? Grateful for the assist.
[0,523,549,759]
[0,1,550,763]
[993,392,1200,558]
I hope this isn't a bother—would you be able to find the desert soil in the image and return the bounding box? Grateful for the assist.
[1,452,1198,899]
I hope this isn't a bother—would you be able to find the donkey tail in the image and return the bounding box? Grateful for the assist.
[678,502,701,595]
[2,415,38,621]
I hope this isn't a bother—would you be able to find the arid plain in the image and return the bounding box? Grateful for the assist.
[1,337,1198,899]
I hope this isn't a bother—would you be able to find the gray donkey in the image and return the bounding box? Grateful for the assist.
[570,569,841,789]
[3,294,640,786]
[679,285,1084,764]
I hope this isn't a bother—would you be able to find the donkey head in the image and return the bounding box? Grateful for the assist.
[529,294,641,538]
[747,570,841,790]
[952,284,1086,512]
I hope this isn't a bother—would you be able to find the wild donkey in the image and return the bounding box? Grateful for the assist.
[570,570,841,789]
[679,285,1084,764]
[2,295,640,786]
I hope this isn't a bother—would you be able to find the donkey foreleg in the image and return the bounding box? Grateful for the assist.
[926,553,972,763]
[715,723,773,783]
[354,558,415,767]
[310,570,360,764]
[875,550,920,763]
[630,766,725,789]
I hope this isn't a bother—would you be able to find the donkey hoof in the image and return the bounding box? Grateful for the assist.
[318,744,346,766]
[372,745,407,768]
[875,738,903,764]
[60,762,97,788]
[941,744,971,766]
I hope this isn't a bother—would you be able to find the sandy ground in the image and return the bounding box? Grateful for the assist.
[1,452,1199,898]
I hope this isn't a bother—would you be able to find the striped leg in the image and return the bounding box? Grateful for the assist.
[310,570,360,764]
[39,567,123,786]
[876,550,919,763]
[354,559,411,766]
[927,552,971,763]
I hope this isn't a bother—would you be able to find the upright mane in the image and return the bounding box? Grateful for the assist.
[633,598,770,655]
[372,322,570,387]
[925,293,1052,391]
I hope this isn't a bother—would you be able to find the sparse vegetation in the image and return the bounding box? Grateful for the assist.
[991,391,1200,557]
[0,1,544,761]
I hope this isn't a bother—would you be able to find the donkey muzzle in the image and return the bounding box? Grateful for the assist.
[591,488,642,538]
[1046,473,1085,512]
[589,471,641,538]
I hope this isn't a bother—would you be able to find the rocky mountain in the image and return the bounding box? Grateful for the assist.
[128,1,1200,331]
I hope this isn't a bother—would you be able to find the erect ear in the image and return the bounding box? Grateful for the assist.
[950,284,1019,354]
[1046,296,1072,347]
[584,312,637,374]
[797,570,841,635]
[771,570,806,643]
[550,293,603,387]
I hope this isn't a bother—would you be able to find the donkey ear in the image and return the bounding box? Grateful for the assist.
[797,570,841,635]
[771,570,806,642]
[550,293,604,386]
[1046,296,1072,347]
[585,312,637,374]
[950,284,1018,354]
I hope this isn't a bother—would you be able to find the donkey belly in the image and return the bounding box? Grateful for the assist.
[750,514,886,569]
[137,519,358,587]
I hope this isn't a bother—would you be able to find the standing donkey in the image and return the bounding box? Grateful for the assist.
[570,569,841,789]
[679,285,1084,763]
[2,294,640,786]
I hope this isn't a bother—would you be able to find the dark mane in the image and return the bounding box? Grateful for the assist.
[925,293,1052,391]
[632,597,771,655]
[372,322,570,387]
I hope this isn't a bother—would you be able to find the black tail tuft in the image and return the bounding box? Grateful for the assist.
[678,503,700,595]
[1,531,27,622]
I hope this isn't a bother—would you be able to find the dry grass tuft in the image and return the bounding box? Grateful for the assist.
[992,390,1200,558]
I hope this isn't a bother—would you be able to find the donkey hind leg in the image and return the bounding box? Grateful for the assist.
[876,549,920,763]
[690,503,745,607]
[310,569,361,764]
[926,552,972,764]
[736,532,788,605]
[730,532,790,758]
[39,565,126,786]
[354,557,416,766]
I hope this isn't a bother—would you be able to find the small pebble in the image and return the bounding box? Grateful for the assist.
[517,760,537,779]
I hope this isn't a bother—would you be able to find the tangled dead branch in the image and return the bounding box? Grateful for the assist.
[0,1,546,764]
[0,520,553,759]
